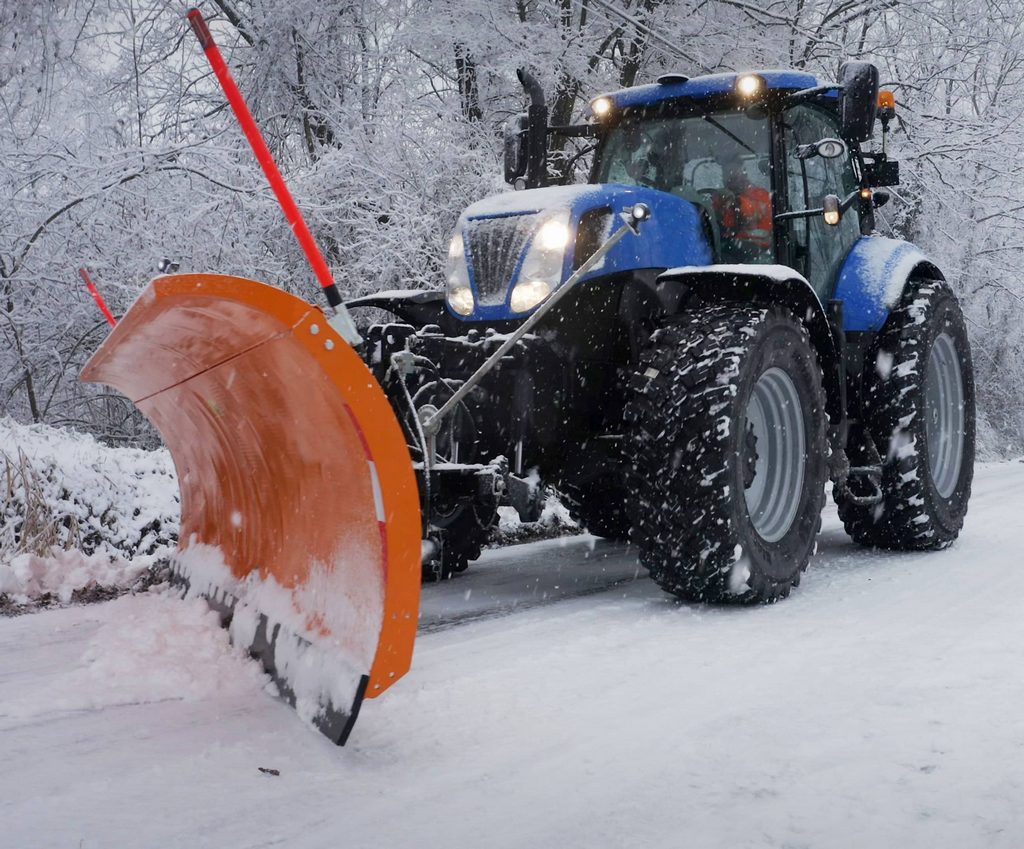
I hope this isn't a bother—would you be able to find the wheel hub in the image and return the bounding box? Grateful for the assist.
[742,367,806,543]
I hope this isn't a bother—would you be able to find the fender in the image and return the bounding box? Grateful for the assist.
[654,264,844,427]
[833,236,945,332]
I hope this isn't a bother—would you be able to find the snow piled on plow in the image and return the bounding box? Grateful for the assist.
[0,417,179,606]
[174,539,381,725]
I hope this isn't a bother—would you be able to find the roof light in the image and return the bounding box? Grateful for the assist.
[591,97,613,118]
[736,74,764,97]
[877,90,896,130]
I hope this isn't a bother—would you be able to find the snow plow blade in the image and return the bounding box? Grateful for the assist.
[81,273,421,745]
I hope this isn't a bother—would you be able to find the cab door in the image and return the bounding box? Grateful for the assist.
[780,104,862,299]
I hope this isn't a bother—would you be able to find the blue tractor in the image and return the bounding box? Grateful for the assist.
[351,61,974,602]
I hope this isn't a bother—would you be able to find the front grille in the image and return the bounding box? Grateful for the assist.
[464,213,541,305]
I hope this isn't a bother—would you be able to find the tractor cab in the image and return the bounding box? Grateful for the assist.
[488,64,897,312]
[591,103,775,263]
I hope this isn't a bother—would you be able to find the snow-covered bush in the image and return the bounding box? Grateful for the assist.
[0,418,179,606]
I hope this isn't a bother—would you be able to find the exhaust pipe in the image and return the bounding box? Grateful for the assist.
[516,68,549,189]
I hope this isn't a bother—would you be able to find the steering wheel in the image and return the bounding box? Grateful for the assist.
[697,187,736,206]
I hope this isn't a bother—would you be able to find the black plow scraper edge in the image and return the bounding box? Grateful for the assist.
[170,567,368,746]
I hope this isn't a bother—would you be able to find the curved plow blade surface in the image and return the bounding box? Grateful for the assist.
[81,274,421,744]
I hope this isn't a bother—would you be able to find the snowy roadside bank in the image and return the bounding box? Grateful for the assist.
[0,418,179,610]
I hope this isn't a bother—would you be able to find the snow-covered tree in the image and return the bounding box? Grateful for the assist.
[3,0,1024,449]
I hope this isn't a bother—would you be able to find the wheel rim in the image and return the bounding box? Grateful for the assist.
[742,367,806,543]
[925,331,965,499]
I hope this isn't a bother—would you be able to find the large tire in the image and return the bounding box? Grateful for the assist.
[836,278,974,549]
[563,480,632,540]
[625,305,828,603]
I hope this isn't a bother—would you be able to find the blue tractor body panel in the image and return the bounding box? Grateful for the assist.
[599,70,827,112]
[455,183,712,321]
[834,236,932,331]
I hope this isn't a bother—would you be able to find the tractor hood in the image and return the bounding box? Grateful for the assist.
[446,183,713,321]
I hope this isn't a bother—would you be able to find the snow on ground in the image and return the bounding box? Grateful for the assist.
[2,593,268,721]
[0,417,179,604]
[2,463,1024,848]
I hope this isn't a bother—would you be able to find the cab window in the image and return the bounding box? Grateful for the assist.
[782,105,861,297]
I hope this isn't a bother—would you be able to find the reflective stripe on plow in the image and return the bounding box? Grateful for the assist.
[341,403,387,522]
[367,461,386,522]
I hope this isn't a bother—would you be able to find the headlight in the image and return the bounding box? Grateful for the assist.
[536,219,571,251]
[447,286,475,315]
[511,210,571,312]
[445,229,474,315]
[448,232,464,259]
[510,279,552,313]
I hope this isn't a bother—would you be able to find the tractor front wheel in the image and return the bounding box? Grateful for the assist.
[625,305,828,603]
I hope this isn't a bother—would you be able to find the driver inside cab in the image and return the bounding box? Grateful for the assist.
[712,151,773,263]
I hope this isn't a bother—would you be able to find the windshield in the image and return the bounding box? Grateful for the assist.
[594,108,774,262]
[594,109,771,196]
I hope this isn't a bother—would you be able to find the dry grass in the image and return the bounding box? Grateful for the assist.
[0,448,82,559]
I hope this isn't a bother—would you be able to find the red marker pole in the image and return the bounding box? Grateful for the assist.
[186,9,351,322]
[79,267,117,327]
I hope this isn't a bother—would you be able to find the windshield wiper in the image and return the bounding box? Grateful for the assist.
[701,116,756,154]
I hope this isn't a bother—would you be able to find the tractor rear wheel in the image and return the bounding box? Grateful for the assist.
[836,278,974,548]
[625,305,828,603]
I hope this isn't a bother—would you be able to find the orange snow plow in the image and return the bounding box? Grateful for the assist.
[77,9,430,745]
[81,274,421,743]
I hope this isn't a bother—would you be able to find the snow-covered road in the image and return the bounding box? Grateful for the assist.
[3,463,1024,848]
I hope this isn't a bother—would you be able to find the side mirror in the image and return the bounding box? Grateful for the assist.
[503,113,529,185]
[872,189,891,209]
[795,137,847,160]
[838,61,879,143]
